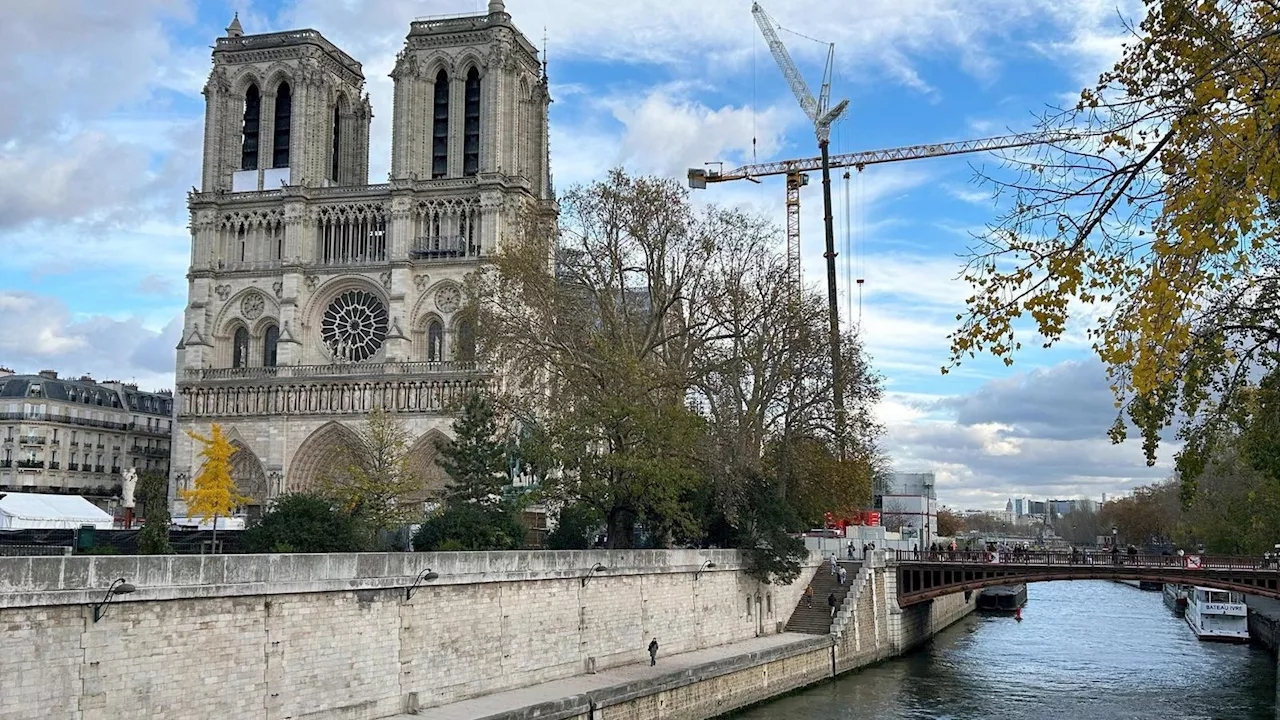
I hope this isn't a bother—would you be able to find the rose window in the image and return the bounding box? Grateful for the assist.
[321,290,388,363]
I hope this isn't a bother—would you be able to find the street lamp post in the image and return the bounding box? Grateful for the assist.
[1112,527,1119,565]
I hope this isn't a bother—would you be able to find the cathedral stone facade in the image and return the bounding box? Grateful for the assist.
[172,0,553,513]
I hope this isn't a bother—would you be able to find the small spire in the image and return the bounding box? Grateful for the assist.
[487,0,505,15]
[542,26,548,79]
[226,12,243,38]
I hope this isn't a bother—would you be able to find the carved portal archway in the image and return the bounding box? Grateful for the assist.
[406,429,452,502]
[287,421,363,493]
[229,440,269,507]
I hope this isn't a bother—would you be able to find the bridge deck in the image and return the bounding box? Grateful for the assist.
[893,550,1280,607]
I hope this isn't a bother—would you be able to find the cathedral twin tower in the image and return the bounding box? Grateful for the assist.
[172,1,552,512]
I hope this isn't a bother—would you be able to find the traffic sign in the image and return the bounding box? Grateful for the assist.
[1184,554,1202,570]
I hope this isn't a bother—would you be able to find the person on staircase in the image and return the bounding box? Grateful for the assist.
[828,592,839,618]
[804,584,814,608]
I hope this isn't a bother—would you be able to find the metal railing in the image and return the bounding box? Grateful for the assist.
[19,436,46,445]
[893,549,1277,571]
[183,360,480,382]
[411,235,482,261]
[16,460,44,469]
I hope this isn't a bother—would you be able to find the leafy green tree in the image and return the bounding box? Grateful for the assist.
[413,504,526,552]
[436,392,509,504]
[545,502,603,550]
[136,470,173,555]
[322,408,429,540]
[950,0,1280,467]
[243,493,365,553]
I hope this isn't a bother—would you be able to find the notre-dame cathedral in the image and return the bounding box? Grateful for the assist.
[172,0,553,513]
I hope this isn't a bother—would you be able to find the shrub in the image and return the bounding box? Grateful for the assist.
[243,493,364,553]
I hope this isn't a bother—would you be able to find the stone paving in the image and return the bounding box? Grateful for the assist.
[385,632,820,720]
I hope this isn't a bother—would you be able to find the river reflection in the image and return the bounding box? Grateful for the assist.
[732,580,1275,719]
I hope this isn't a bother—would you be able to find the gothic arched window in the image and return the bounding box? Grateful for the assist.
[263,325,279,368]
[456,319,476,362]
[233,327,250,369]
[241,85,261,171]
[331,104,342,183]
[464,68,481,176]
[432,70,450,178]
[427,321,444,362]
[272,82,291,169]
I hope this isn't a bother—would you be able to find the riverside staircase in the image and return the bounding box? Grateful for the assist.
[785,561,859,634]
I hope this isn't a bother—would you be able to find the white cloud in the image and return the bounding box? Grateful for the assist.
[0,291,179,391]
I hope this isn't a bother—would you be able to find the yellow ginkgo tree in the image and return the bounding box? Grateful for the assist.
[181,424,251,551]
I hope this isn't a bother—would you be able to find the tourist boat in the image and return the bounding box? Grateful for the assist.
[976,584,1027,612]
[1184,586,1249,642]
[1163,584,1188,616]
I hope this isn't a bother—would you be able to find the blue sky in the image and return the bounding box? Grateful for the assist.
[0,0,1169,509]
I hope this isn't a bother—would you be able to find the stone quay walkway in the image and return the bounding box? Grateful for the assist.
[386,632,826,720]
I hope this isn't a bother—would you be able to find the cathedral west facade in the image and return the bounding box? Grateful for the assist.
[172,0,553,512]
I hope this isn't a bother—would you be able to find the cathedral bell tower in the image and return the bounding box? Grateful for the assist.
[199,14,373,192]
[389,0,552,201]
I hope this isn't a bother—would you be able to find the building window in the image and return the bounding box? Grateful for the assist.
[263,325,279,368]
[427,321,444,362]
[241,84,261,171]
[463,68,481,176]
[272,82,291,169]
[233,327,250,369]
[432,70,449,178]
[331,104,341,183]
[456,319,476,362]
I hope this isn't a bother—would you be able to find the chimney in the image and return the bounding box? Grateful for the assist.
[38,370,58,380]
[79,375,96,385]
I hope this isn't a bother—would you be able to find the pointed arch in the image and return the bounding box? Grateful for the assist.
[228,439,269,506]
[463,67,481,176]
[331,92,351,184]
[412,312,446,362]
[453,316,476,362]
[287,421,363,493]
[232,326,250,369]
[406,429,452,501]
[272,80,292,169]
[432,69,450,178]
[241,84,261,171]
[262,323,280,368]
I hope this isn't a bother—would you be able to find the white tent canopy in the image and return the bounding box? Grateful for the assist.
[0,492,114,530]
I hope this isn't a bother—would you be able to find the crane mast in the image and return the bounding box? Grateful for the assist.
[751,2,853,459]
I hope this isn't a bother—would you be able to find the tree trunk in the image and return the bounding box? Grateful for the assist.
[606,506,636,549]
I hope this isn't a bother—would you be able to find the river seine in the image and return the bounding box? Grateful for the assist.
[733,580,1275,719]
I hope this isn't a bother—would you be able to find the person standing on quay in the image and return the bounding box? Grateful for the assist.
[648,638,659,666]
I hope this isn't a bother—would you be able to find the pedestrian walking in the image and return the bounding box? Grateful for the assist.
[847,541,855,559]
[828,592,838,618]
[912,543,919,560]
[830,553,838,576]
[648,638,659,666]
[838,566,848,586]
[804,584,814,608]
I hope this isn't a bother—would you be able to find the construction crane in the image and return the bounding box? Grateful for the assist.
[748,1,852,457]
[688,131,1071,284]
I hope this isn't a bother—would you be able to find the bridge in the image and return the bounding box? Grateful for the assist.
[894,550,1280,607]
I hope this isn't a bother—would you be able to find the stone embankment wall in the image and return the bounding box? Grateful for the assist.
[539,556,976,720]
[0,550,818,720]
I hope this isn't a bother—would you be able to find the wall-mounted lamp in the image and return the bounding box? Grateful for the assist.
[581,562,609,588]
[405,568,440,601]
[695,561,717,581]
[91,577,136,623]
